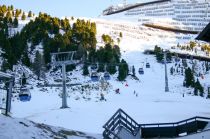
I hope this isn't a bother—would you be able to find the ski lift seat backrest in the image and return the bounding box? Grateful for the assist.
[139,68,144,74]
[91,72,99,81]
[91,65,97,70]
[146,63,150,68]
[104,72,110,80]
[19,88,31,101]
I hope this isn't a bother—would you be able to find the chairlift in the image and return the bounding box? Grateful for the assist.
[91,64,97,70]
[91,72,99,82]
[19,88,31,102]
[104,72,110,80]
[146,63,150,68]
[138,68,144,74]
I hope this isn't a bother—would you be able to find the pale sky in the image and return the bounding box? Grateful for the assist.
[1,0,139,18]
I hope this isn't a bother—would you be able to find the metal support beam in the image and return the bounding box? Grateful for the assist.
[5,79,13,116]
[61,64,68,108]
[164,51,169,92]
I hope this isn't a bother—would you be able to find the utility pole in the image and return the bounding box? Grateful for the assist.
[164,50,169,92]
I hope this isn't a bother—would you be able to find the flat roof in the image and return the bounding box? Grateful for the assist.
[196,23,210,43]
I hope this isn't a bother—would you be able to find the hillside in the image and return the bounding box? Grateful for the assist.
[0,4,210,139]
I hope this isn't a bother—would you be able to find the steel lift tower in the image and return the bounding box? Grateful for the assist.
[51,51,76,109]
[0,72,14,115]
[164,50,169,92]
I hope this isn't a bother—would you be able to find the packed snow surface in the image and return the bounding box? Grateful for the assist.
[11,47,210,134]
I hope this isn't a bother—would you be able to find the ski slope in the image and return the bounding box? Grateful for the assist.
[3,13,210,137]
[11,48,210,134]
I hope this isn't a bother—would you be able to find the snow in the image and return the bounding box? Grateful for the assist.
[0,114,102,139]
[2,10,210,138]
[11,48,210,135]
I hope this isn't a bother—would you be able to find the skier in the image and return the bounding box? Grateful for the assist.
[115,88,120,94]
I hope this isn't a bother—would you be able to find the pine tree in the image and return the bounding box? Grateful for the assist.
[6,11,12,21]
[22,73,27,86]
[83,63,89,76]
[184,67,195,88]
[194,79,204,97]
[28,11,32,17]
[97,64,105,72]
[107,64,116,75]
[21,12,26,20]
[119,32,123,38]
[194,86,198,96]
[154,45,163,62]
[22,51,31,67]
[33,51,43,80]
[13,17,18,28]
[118,59,128,81]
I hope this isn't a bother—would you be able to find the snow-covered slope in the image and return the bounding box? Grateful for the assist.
[1,10,210,139]
[0,114,101,139]
[11,50,210,134]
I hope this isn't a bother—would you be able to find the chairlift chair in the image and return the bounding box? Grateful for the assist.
[146,63,150,68]
[104,72,110,80]
[91,72,99,82]
[19,88,31,102]
[138,68,144,74]
[91,64,97,70]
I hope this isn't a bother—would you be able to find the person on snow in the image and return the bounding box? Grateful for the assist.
[115,88,120,94]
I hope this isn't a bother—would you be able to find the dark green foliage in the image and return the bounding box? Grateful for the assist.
[167,52,172,61]
[184,67,194,88]
[21,50,31,67]
[15,9,21,17]
[83,63,89,76]
[194,79,204,97]
[118,59,129,81]
[21,12,26,20]
[33,51,44,79]
[119,32,122,38]
[2,60,10,72]
[28,11,32,17]
[13,17,18,27]
[0,6,98,72]
[102,34,113,44]
[97,64,104,72]
[6,11,12,20]
[22,73,27,85]
[106,64,116,75]
[66,64,76,72]
[154,45,164,62]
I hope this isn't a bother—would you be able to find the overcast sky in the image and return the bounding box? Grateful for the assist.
[1,0,139,18]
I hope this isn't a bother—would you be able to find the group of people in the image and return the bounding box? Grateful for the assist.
[115,88,138,97]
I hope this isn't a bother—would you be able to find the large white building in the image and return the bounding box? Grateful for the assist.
[103,0,210,33]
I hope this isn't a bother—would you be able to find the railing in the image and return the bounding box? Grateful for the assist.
[140,116,210,138]
[103,109,140,139]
